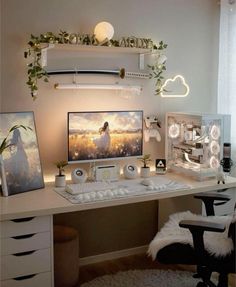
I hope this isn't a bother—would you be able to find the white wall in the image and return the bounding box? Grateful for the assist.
[1,0,219,177]
[0,0,220,257]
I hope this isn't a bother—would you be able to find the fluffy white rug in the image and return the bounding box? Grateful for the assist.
[81,269,202,287]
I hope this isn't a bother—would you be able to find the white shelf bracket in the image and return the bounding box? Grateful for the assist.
[41,44,55,67]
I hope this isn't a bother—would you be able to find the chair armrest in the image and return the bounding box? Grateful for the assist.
[194,192,231,216]
[179,220,225,233]
[194,192,230,201]
[179,220,226,262]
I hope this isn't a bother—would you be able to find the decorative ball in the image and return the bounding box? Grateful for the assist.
[94,21,114,43]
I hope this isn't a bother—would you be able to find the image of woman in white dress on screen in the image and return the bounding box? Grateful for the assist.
[93,121,111,153]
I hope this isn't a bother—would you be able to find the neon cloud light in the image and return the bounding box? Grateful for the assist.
[160,74,190,98]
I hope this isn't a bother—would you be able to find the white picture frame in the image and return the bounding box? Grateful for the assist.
[0,111,44,196]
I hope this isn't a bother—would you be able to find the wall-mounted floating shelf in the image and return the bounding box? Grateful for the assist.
[41,43,153,69]
[46,43,152,53]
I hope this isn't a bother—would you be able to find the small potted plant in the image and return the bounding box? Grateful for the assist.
[140,154,152,178]
[54,160,68,187]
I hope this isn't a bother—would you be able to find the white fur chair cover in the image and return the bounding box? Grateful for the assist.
[148,211,234,260]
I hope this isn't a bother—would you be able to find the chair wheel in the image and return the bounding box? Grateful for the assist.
[196,282,207,287]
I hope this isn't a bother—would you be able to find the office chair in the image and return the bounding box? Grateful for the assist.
[148,192,235,287]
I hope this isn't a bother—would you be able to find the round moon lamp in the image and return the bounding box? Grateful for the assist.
[94,21,114,43]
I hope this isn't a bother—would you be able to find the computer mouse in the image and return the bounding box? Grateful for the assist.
[140,179,154,186]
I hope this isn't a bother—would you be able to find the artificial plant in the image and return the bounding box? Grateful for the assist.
[55,160,68,177]
[24,31,168,99]
[140,154,152,168]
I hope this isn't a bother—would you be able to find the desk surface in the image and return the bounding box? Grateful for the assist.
[1,173,236,221]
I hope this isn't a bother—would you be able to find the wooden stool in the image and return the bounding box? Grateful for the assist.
[54,225,79,287]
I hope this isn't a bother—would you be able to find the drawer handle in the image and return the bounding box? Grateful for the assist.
[12,233,36,240]
[11,217,35,223]
[13,250,36,256]
[13,274,37,281]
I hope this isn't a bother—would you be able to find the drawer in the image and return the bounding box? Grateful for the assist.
[1,272,52,287]
[1,231,51,255]
[1,248,51,280]
[0,216,51,238]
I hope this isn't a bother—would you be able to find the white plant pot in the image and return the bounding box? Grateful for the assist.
[55,175,66,187]
[140,167,150,178]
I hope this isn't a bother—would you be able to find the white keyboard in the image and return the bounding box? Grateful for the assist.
[66,181,118,195]
[56,178,189,204]
[65,181,131,203]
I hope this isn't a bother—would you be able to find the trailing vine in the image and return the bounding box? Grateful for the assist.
[24,31,71,100]
[24,35,50,100]
[24,31,167,100]
[148,41,168,95]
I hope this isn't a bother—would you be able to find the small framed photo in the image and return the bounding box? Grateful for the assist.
[0,112,44,196]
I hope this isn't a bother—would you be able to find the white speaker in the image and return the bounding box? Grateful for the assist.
[123,164,138,179]
[71,168,88,183]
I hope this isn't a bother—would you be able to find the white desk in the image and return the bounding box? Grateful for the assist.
[1,173,236,221]
[1,173,236,287]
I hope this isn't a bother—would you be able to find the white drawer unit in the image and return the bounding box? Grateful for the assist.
[1,231,51,255]
[0,215,54,287]
[1,248,51,280]
[0,215,51,238]
[1,272,52,287]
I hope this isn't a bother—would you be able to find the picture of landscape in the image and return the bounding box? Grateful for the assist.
[0,112,44,195]
[68,111,143,162]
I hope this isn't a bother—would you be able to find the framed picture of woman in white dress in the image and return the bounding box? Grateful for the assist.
[0,111,44,196]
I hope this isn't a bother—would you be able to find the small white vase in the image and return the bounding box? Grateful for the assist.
[140,167,150,178]
[0,154,8,196]
[55,175,66,187]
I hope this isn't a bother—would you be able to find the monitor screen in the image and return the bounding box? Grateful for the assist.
[68,110,143,163]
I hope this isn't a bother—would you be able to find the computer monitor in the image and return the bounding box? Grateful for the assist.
[68,110,143,163]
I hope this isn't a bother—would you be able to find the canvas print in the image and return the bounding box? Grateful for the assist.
[68,111,143,162]
[0,112,44,195]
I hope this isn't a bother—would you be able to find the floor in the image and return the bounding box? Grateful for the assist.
[79,253,167,284]
[79,253,236,286]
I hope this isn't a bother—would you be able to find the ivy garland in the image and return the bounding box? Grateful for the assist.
[24,31,167,100]
[148,41,168,95]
